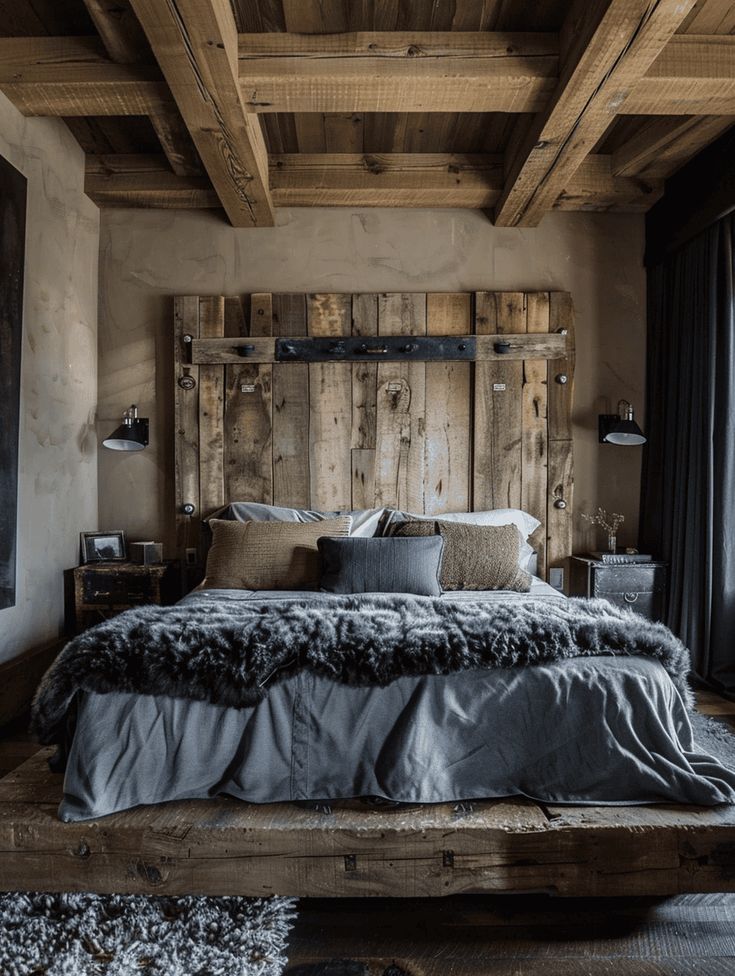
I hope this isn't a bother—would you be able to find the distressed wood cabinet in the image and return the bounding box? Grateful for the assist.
[65,562,178,634]
[570,557,667,621]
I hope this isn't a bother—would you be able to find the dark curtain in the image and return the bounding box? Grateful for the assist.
[641,215,735,696]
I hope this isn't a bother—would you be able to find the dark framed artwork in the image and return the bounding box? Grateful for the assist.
[0,155,27,610]
[80,531,128,564]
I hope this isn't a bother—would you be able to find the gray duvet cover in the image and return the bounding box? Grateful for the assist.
[58,584,735,821]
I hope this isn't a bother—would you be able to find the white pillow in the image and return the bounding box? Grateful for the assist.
[208,502,386,538]
[383,508,541,571]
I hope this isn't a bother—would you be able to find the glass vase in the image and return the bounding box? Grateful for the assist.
[607,532,617,554]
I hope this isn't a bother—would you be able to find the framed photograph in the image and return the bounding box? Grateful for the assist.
[80,531,127,564]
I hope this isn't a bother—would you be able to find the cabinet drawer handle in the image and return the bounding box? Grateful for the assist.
[623,592,639,604]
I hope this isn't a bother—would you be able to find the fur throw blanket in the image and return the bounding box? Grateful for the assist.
[32,594,693,745]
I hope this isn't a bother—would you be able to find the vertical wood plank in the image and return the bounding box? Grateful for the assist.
[197,297,225,518]
[375,293,427,512]
[523,292,550,577]
[473,293,524,510]
[351,293,378,508]
[272,294,309,508]
[174,296,200,560]
[224,294,273,504]
[308,294,352,511]
[352,447,376,510]
[547,292,575,583]
[425,293,471,515]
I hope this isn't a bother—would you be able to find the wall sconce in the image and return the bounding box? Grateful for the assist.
[598,399,646,446]
[102,404,149,452]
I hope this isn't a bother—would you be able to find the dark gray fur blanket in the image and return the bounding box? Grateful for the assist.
[31,594,693,746]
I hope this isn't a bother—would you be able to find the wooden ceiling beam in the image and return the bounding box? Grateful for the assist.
[84,152,661,213]
[493,0,699,228]
[1,32,733,121]
[86,154,219,208]
[270,153,662,211]
[623,35,735,114]
[270,153,505,208]
[238,31,559,114]
[0,36,168,116]
[128,0,274,227]
[611,115,735,177]
[81,0,201,177]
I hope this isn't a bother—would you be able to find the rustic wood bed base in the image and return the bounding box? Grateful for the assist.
[173,291,575,581]
[1,750,734,897]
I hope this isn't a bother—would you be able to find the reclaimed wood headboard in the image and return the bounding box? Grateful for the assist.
[173,292,575,581]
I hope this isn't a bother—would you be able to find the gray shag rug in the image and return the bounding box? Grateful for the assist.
[0,892,297,976]
[692,711,735,769]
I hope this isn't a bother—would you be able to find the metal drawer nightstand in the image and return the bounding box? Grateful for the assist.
[570,557,668,622]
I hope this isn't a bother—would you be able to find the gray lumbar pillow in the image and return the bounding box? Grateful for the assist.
[318,536,444,596]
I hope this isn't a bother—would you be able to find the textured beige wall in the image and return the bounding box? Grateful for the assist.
[0,93,99,663]
[98,207,646,558]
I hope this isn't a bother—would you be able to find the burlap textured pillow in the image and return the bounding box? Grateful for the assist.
[205,516,352,590]
[392,519,531,591]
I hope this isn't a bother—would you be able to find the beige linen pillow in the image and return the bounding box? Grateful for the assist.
[392,519,531,591]
[205,516,352,590]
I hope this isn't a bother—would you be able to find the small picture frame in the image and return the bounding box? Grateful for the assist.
[80,531,127,564]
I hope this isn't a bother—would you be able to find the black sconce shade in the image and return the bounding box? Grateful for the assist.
[599,400,646,446]
[103,404,149,452]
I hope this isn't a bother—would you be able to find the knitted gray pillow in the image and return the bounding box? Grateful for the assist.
[318,536,444,596]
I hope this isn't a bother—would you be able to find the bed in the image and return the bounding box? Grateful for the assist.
[53,581,735,823]
[5,290,735,899]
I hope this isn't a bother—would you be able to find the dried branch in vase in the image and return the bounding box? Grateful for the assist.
[581,508,625,554]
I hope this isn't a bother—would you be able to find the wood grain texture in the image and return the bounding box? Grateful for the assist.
[85,154,218,208]
[374,293,427,511]
[308,294,352,511]
[173,296,200,553]
[238,31,559,114]
[128,0,274,226]
[197,297,225,516]
[80,0,201,177]
[176,292,575,580]
[1,749,734,897]
[494,0,699,226]
[523,293,550,575]
[272,294,309,508]
[0,35,168,116]
[547,292,575,579]
[223,294,273,506]
[425,293,471,515]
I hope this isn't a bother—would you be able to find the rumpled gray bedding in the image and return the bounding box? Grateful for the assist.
[55,584,735,821]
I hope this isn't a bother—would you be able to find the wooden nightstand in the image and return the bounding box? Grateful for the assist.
[570,557,667,622]
[65,561,179,635]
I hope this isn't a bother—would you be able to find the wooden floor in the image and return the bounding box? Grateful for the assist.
[1,694,735,976]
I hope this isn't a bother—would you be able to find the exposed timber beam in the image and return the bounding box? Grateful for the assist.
[128,0,275,226]
[84,152,662,213]
[610,115,735,177]
[85,154,219,208]
[622,34,735,115]
[0,35,168,116]
[270,153,662,211]
[81,0,201,177]
[238,31,559,114]
[493,0,699,228]
[1,32,733,122]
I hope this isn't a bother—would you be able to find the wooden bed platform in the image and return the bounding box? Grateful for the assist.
[1,748,734,898]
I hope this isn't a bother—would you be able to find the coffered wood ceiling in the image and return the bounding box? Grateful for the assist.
[1,0,733,226]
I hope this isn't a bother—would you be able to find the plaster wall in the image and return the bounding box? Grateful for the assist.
[0,92,99,663]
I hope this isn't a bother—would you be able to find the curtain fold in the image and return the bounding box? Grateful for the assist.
[641,215,735,696]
